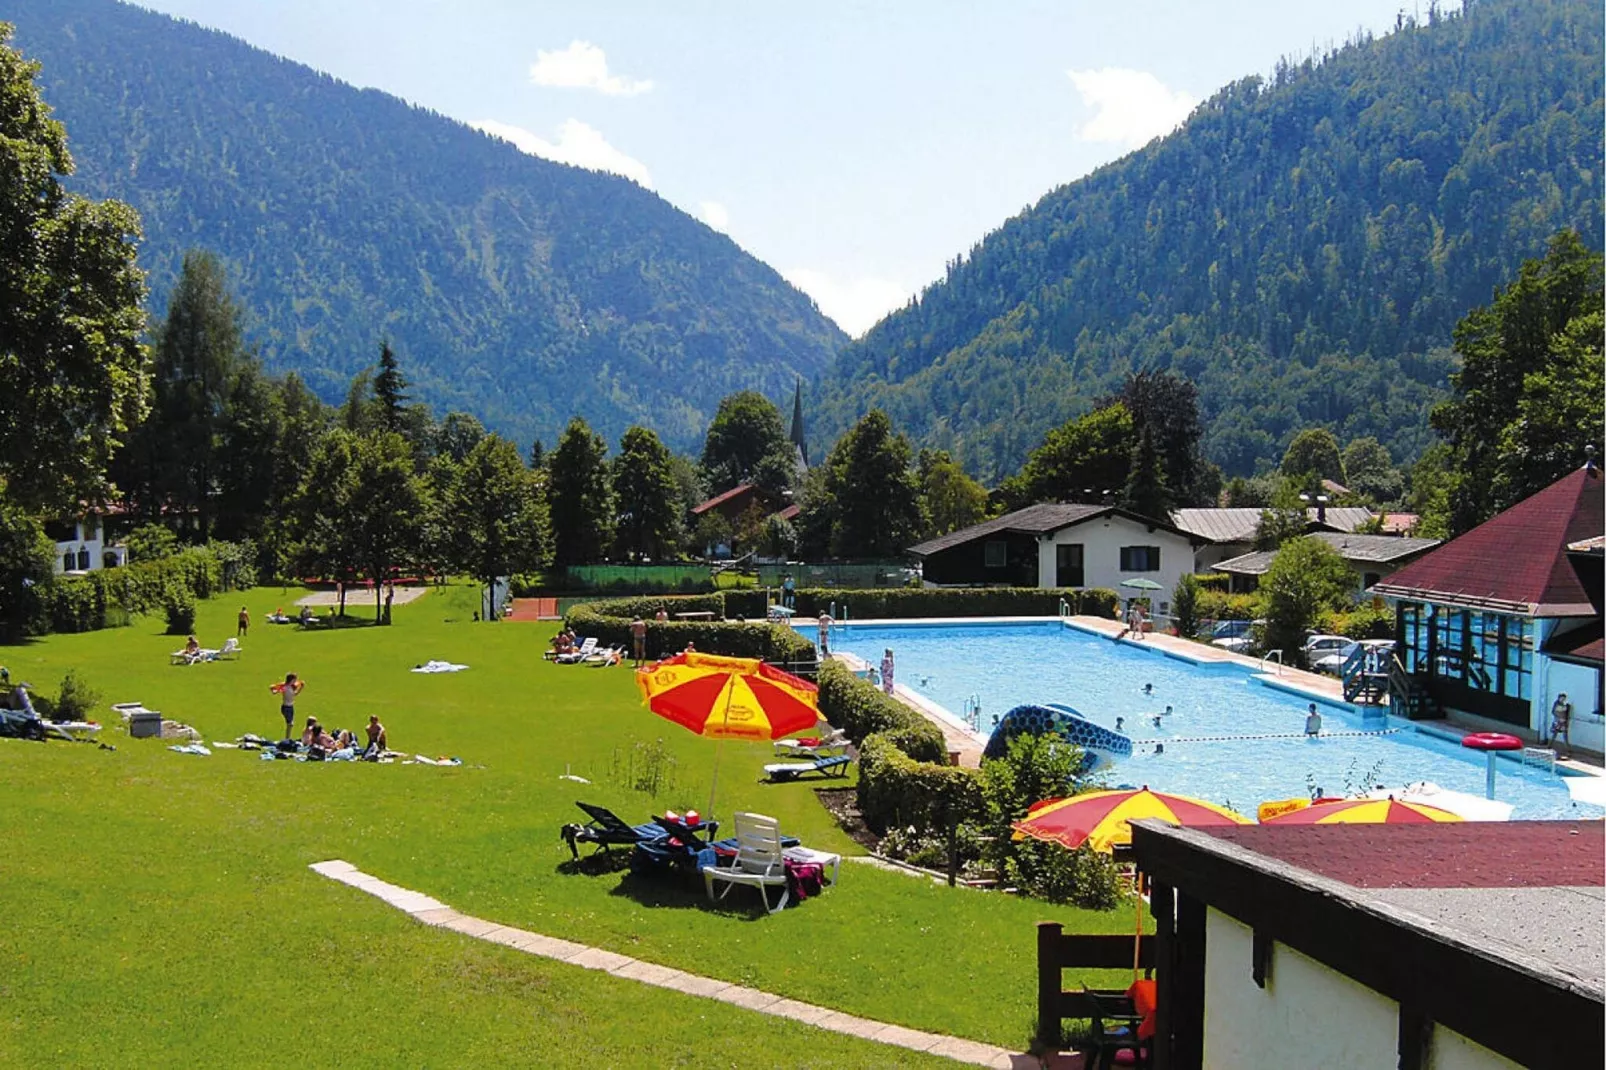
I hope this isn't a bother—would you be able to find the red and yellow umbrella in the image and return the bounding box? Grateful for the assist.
[1258,797,1463,825]
[1012,787,1251,853]
[636,652,819,741]
[636,652,821,817]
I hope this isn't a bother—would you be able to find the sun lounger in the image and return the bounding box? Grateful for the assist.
[772,727,848,759]
[703,811,790,913]
[762,754,852,782]
[561,801,669,860]
[215,638,241,660]
[44,720,102,742]
[783,845,843,886]
[555,637,597,664]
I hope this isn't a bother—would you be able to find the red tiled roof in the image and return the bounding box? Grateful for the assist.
[1203,822,1605,889]
[775,504,801,522]
[691,483,756,515]
[1378,512,1419,535]
[1372,466,1604,616]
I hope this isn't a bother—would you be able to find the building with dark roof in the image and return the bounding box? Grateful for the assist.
[1129,819,1604,1070]
[1372,464,1603,753]
[1214,532,1441,595]
[908,504,1204,610]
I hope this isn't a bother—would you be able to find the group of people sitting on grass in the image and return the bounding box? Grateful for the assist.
[298,713,388,761]
[547,629,624,666]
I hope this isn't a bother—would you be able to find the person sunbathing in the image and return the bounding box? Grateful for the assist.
[183,635,202,663]
[301,717,320,748]
[365,715,388,753]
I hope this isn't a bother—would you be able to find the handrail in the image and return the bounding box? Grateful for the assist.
[1260,649,1284,675]
[1058,597,1070,618]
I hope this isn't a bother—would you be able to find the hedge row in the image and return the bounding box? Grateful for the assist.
[815,660,980,832]
[565,596,815,664]
[39,545,256,635]
[791,586,1121,620]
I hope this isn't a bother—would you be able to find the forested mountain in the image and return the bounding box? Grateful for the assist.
[815,0,1603,481]
[5,0,844,452]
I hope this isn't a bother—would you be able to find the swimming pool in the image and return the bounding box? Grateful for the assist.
[822,620,1601,821]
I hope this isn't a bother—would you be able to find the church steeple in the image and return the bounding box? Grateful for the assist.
[789,378,808,467]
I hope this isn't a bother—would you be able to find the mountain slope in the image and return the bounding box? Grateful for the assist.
[6,0,844,452]
[815,0,1603,481]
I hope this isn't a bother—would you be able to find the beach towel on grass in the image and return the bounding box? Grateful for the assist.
[784,858,825,901]
[410,661,469,674]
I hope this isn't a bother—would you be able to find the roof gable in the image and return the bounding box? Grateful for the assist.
[909,502,1200,557]
[1170,506,1374,544]
[1373,466,1604,616]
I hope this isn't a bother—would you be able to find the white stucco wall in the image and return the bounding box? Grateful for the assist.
[1426,1024,1523,1070]
[1033,515,1195,612]
[1204,909,1398,1069]
[51,518,125,574]
[1535,628,1604,755]
[1203,909,1525,1070]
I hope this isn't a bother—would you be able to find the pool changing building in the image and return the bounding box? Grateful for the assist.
[1128,819,1604,1070]
[1372,463,1603,756]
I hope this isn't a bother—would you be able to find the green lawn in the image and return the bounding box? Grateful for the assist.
[0,584,1139,1065]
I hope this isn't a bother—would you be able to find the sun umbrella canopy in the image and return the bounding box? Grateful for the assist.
[1120,578,1165,591]
[1012,788,1250,852]
[636,652,819,741]
[1258,797,1463,825]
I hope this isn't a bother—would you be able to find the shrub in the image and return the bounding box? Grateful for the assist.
[53,669,100,723]
[790,587,1120,620]
[565,595,814,663]
[124,522,179,564]
[1319,602,1395,640]
[1194,589,1259,623]
[1261,537,1355,664]
[36,544,252,636]
[163,587,197,635]
[1171,574,1201,637]
[816,660,943,755]
[1003,839,1123,909]
[857,733,984,833]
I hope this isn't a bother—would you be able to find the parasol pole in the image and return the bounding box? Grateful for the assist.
[707,677,737,818]
[1133,868,1144,981]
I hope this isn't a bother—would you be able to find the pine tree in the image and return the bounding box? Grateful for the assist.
[548,417,615,566]
[790,379,808,467]
[373,342,408,433]
[1120,424,1170,521]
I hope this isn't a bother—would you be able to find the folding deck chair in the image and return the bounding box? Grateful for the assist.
[560,801,668,860]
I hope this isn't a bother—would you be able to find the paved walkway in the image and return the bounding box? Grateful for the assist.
[831,652,986,767]
[309,860,1043,1068]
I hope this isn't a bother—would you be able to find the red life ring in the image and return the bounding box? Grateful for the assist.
[1461,732,1523,751]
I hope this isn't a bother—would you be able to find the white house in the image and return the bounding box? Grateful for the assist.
[45,514,128,575]
[908,503,1204,614]
[1131,819,1602,1070]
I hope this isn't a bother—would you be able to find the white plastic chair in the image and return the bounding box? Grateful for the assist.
[216,638,241,660]
[702,811,789,913]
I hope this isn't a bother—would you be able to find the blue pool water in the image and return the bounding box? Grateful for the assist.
[824,621,1601,821]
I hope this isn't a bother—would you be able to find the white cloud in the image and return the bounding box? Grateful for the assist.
[698,201,730,232]
[783,269,911,338]
[529,41,652,96]
[472,118,652,187]
[1065,68,1197,148]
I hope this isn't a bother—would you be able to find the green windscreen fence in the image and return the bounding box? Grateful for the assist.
[556,562,916,594]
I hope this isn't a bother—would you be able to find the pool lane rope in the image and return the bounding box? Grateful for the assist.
[1136,727,1405,746]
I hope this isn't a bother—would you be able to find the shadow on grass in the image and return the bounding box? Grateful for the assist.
[555,851,631,878]
[606,868,775,921]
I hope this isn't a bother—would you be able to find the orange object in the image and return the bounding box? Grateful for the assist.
[1127,979,1158,1040]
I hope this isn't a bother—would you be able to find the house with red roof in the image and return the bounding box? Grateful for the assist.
[689,484,798,559]
[1372,463,1603,755]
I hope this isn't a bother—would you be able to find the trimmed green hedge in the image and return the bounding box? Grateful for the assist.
[791,586,1120,620]
[815,660,979,833]
[857,734,984,833]
[565,594,815,663]
[40,545,255,635]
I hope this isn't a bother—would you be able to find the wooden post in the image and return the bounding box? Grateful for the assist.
[1037,922,1063,1051]
[1150,882,1175,1070]
[1172,892,1207,1070]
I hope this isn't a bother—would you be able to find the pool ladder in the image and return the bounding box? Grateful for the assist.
[962,694,983,734]
[1260,649,1285,676]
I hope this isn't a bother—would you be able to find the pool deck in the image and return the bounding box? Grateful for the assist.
[831,651,987,767]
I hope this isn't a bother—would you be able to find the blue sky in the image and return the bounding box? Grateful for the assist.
[133,0,1421,335]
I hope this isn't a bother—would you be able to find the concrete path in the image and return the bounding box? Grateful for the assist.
[309,860,1044,1068]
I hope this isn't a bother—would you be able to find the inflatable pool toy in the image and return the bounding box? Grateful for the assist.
[983,702,1133,771]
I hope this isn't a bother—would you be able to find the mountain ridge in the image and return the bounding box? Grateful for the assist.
[6,0,845,452]
[815,0,1603,480]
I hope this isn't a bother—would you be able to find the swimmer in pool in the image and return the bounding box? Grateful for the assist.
[1142,683,1154,696]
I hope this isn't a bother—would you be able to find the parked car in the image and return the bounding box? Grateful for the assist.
[1210,619,1261,654]
[1304,634,1358,673]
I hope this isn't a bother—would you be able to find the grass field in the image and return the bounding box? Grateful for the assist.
[0,584,1139,1066]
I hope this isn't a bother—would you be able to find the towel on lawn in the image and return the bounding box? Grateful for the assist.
[411,660,469,674]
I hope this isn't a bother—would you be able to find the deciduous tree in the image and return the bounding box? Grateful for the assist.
[918,449,988,538]
[1260,537,1355,664]
[442,434,547,611]
[612,426,683,561]
[701,391,794,495]
[0,26,148,512]
[825,410,924,558]
[1280,428,1346,486]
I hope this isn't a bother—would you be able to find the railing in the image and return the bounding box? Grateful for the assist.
[961,694,983,734]
[1059,597,1070,618]
[1036,922,1155,1049]
[1259,649,1284,675]
[1386,657,1439,720]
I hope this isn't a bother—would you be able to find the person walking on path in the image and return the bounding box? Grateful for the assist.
[630,615,648,667]
[271,673,304,740]
[816,610,833,657]
[782,574,796,610]
[880,649,896,696]
[237,606,250,638]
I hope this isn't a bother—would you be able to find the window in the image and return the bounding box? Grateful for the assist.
[63,552,74,572]
[1362,571,1381,589]
[983,540,1007,569]
[1119,546,1161,572]
[1056,543,1084,587]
